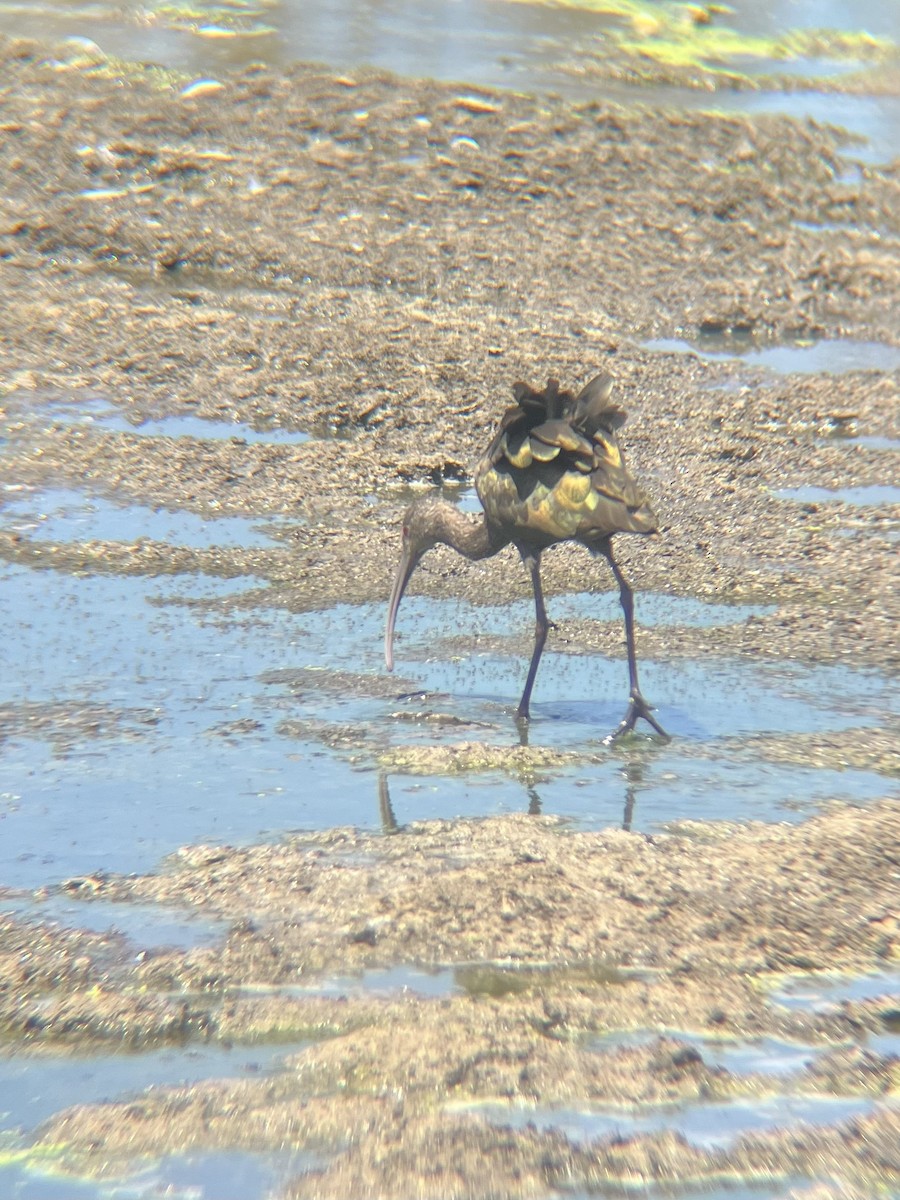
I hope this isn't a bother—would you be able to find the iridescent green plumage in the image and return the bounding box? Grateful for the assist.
[475,373,658,549]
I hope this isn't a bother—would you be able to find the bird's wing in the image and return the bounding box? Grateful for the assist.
[489,382,629,480]
[511,381,549,420]
[479,374,658,541]
[484,403,524,467]
[489,380,592,472]
[492,415,595,472]
[570,372,627,437]
[565,373,652,510]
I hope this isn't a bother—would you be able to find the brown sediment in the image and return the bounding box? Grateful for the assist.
[0,36,898,658]
[0,30,898,1199]
[3,800,897,1194]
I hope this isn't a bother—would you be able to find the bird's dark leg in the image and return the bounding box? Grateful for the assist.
[377,773,399,833]
[516,549,549,722]
[600,542,669,743]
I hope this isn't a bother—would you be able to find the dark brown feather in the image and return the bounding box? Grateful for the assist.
[386,369,668,739]
[476,374,657,546]
[571,372,626,436]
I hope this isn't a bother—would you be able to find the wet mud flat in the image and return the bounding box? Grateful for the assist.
[0,29,898,1200]
[2,802,899,1197]
[0,36,898,659]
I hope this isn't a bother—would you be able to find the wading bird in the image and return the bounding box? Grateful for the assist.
[384,373,668,742]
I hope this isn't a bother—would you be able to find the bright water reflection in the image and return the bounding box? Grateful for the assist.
[0,0,896,163]
[6,393,311,445]
[590,1030,821,1076]
[772,969,900,1011]
[87,410,310,445]
[0,487,286,548]
[644,336,900,374]
[0,560,895,889]
[465,1092,876,1149]
[777,484,900,506]
[0,893,226,950]
[0,1041,299,1133]
[0,1037,314,1198]
[0,1148,311,1200]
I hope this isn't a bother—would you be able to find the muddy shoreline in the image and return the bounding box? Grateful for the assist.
[0,31,898,1199]
[2,803,898,1196]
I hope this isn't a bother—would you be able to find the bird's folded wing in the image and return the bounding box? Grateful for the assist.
[490,374,630,465]
[571,373,627,437]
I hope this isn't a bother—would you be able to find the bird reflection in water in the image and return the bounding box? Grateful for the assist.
[385,373,669,743]
[619,760,645,832]
[377,770,643,832]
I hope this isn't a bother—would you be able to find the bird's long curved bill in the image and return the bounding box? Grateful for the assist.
[384,547,418,671]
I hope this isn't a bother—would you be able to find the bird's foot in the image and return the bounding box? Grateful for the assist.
[604,691,670,745]
[513,710,532,748]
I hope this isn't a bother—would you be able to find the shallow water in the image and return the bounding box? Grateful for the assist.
[109,413,309,444]
[5,392,312,445]
[777,484,900,506]
[0,892,226,951]
[0,1147,313,1200]
[0,1040,301,1134]
[0,1038,314,1197]
[0,486,287,548]
[0,7,898,1186]
[713,89,900,167]
[591,1017,898,1076]
[72,404,311,446]
[302,960,636,1001]
[772,969,900,1011]
[1,0,897,165]
[851,435,900,451]
[644,336,900,375]
[704,1037,819,1076]
[590,1187,815,1200]
[0,545,895,891]
[463,1092,877,1149]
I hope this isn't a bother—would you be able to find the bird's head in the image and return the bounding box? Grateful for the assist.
[384,496,442,672]
[384,494,495,672]
[386,492,465,672]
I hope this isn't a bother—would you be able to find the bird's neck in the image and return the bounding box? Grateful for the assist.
[434,502,505,561]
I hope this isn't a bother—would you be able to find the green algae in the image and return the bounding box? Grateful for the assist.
[150,0,277,32]
[0,1141,72,1190]
[620,25,895,74]
[511,0,897,78]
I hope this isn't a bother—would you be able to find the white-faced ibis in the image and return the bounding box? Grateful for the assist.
[384,373,668,742]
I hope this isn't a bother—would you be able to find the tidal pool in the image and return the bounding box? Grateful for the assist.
[851,436,900,451]
[0,892,226,952]
[0,1039,314,1199]
[80,407,310,446]
[590,1028,820,1077]
[0,6,895,1197]
[772,969,900,1012]
[18,394,311,445]
[0,0,897,168]
[0,1041,301,1134]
